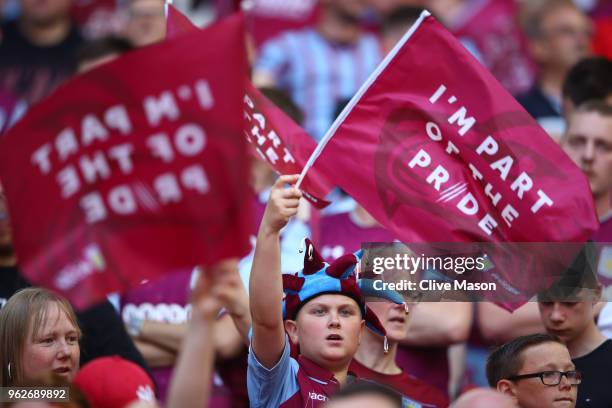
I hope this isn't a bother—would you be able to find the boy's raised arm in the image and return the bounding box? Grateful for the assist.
[249,174,302,369]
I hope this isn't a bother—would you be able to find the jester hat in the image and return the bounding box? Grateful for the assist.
[282,239,404,338]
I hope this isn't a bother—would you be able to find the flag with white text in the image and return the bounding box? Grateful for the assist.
[299,11,599,306]
[0,15,251,309]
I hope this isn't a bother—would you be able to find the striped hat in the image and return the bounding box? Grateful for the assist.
[282,238,404,337]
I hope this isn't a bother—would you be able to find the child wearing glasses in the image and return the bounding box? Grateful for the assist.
[486,333,580,408]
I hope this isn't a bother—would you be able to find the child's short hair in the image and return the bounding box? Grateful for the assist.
[486,333,565,387]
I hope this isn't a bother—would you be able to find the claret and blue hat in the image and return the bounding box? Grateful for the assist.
[282,238,404,339]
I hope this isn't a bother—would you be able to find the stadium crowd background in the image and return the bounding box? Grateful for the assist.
[1,0,612,407]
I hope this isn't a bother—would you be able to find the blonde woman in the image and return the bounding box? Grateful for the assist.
[0,287,81,386]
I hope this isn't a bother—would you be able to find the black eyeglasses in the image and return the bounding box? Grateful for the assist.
[507,370,582,386]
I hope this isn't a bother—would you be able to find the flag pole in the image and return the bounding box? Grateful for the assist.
[164,0,172,18]
[295,9,431,190]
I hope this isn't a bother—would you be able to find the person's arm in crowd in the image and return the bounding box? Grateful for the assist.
[214,313,248,360]
[250,174,301,369]
[134,339,176,367]
[134,313,247,360]
[401,302,472,347]
[166,260,238,408]
[251,35,287,87]
[218,268,252,347]
[135,321,187,353]
[77,300,150,372]
[132,262,251,357]
[476,302,544,344]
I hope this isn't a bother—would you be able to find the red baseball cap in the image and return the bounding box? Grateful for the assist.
[73,356,156,408]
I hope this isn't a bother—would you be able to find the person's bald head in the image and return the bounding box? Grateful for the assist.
[451,388,515,408]
[324,381,402,408]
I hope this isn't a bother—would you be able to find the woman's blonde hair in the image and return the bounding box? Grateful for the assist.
[0,287,81,386]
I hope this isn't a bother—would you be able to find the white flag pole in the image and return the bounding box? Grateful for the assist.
[164,0,172,18]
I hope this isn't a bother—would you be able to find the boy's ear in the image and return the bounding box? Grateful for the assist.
[497,379,517,398]
[284,319,299,345]
[357,319,365,344]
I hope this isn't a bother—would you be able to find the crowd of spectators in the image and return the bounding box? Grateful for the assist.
[1,0,611,407]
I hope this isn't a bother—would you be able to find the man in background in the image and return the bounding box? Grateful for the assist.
[0,0,83,105]
[253,0,380,142]
[517,0,591,126]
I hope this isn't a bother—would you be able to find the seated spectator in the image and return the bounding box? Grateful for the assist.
[538,244,612,408]
[323,380,402,408]
[517,0,592,136]
[0,288,81,386]
[450,387,514,408]
[487,333,579,408]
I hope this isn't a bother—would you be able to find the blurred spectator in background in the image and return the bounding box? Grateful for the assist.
[560,100,612,342]
[429,0,535,95]
[380,5,421,54]
[538,246,612,408]
[517,0,592,134]
[560,102,612,232]
[70,0,123,40]
[561,56,612,117]
[253,0,380,142]
[0,0,83,106]
[122,0,165,47]
[369,0,425,16]
[75,36,133,73]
